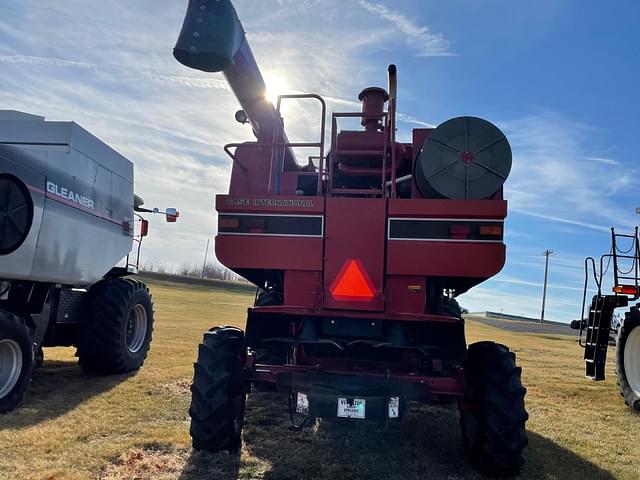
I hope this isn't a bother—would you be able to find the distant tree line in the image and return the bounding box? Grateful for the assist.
[140,260,242,282]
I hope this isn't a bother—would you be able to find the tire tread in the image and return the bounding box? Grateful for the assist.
[460,341,528,476]
[189,326,247,452]
[76,278,153,374]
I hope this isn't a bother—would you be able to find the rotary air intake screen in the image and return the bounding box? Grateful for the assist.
[0,175,33,255]
[415,116,512,200]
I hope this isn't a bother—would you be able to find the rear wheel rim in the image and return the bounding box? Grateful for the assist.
[624,327,640,396]
[125,304,147,354]
[0,339,23,399]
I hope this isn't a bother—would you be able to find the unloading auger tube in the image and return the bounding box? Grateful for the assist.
[173,0,298,171]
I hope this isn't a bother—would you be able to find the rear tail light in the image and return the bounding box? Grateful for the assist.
[479,225,503,236]
[613,285,639,295]
[220,217,240,229]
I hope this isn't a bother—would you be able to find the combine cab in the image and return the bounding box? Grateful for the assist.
[575,227,640,411]
[174,0,527,475]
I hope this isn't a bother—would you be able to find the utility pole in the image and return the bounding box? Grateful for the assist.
[540,249,555,324]
[202,238,210,278]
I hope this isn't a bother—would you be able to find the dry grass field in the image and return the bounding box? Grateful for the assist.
[1,278,639,479]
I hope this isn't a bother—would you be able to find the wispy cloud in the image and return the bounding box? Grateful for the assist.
[584,156,619,166]
[494,275,583,292]
[510,208,612,233]
[357,0,453,57]
[0,54,95,69]
[396,112,436,128]
[503,113,638,233]
[149,74,229,90]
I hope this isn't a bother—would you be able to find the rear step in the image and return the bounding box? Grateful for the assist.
[581,295,627,380]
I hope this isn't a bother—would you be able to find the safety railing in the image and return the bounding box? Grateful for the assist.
[222,92,401,198]
[222,94,327,196]
[611,227,640,293]
[272,94,327,196]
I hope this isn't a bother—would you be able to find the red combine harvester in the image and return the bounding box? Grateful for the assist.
[174,0,527,475]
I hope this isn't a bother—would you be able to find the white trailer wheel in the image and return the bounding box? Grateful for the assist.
[623,327,640,397]
[0,339,23,399]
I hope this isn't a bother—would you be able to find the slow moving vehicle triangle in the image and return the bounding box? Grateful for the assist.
[330,259,375,301]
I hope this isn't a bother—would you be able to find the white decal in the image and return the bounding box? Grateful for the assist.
[46,181,95,210]
[225,198,249,206]
[253,198,314,208]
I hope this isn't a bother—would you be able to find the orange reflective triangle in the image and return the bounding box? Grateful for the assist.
[330,259,375,301]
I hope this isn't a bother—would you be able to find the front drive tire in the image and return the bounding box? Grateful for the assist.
[189,326,247,452]
[0,309,34,413]
[76,278,154,374]
[460,341,528,477]
[616,307,640,411]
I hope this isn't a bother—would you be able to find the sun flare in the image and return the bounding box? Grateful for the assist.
[264,72,289,105]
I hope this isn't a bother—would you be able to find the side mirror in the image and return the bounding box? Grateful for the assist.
[166,208,179,223]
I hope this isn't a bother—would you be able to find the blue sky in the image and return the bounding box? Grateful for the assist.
[1,0,639,322]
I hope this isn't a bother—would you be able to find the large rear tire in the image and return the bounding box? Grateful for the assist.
[189,326,247,452]
[0,309,34,413]
[616,307,640,411]
[460,341,528,476]
[76,278,154,374]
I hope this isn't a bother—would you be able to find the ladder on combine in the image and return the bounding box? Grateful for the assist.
[580,227,638,379]
[581,295,626,380]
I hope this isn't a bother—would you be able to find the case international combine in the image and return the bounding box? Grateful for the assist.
[174,0,527,475]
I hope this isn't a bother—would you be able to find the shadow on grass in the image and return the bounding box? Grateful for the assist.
[0,358,132,429]
[178,450,241,480]
[179,391,616,480]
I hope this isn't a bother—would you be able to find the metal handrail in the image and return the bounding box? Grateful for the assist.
[223,143,249,172]
[274,94,327,196]
[612,227,640,290]
[124,213,146,273]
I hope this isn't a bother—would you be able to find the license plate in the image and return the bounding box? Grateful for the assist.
[296,392,309,415]
[337,398,365,419]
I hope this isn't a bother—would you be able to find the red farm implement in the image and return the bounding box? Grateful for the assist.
[574,227,640,412]
[173,0,527,475]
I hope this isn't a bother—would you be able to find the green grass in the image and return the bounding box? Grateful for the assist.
[1,280,639,479]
